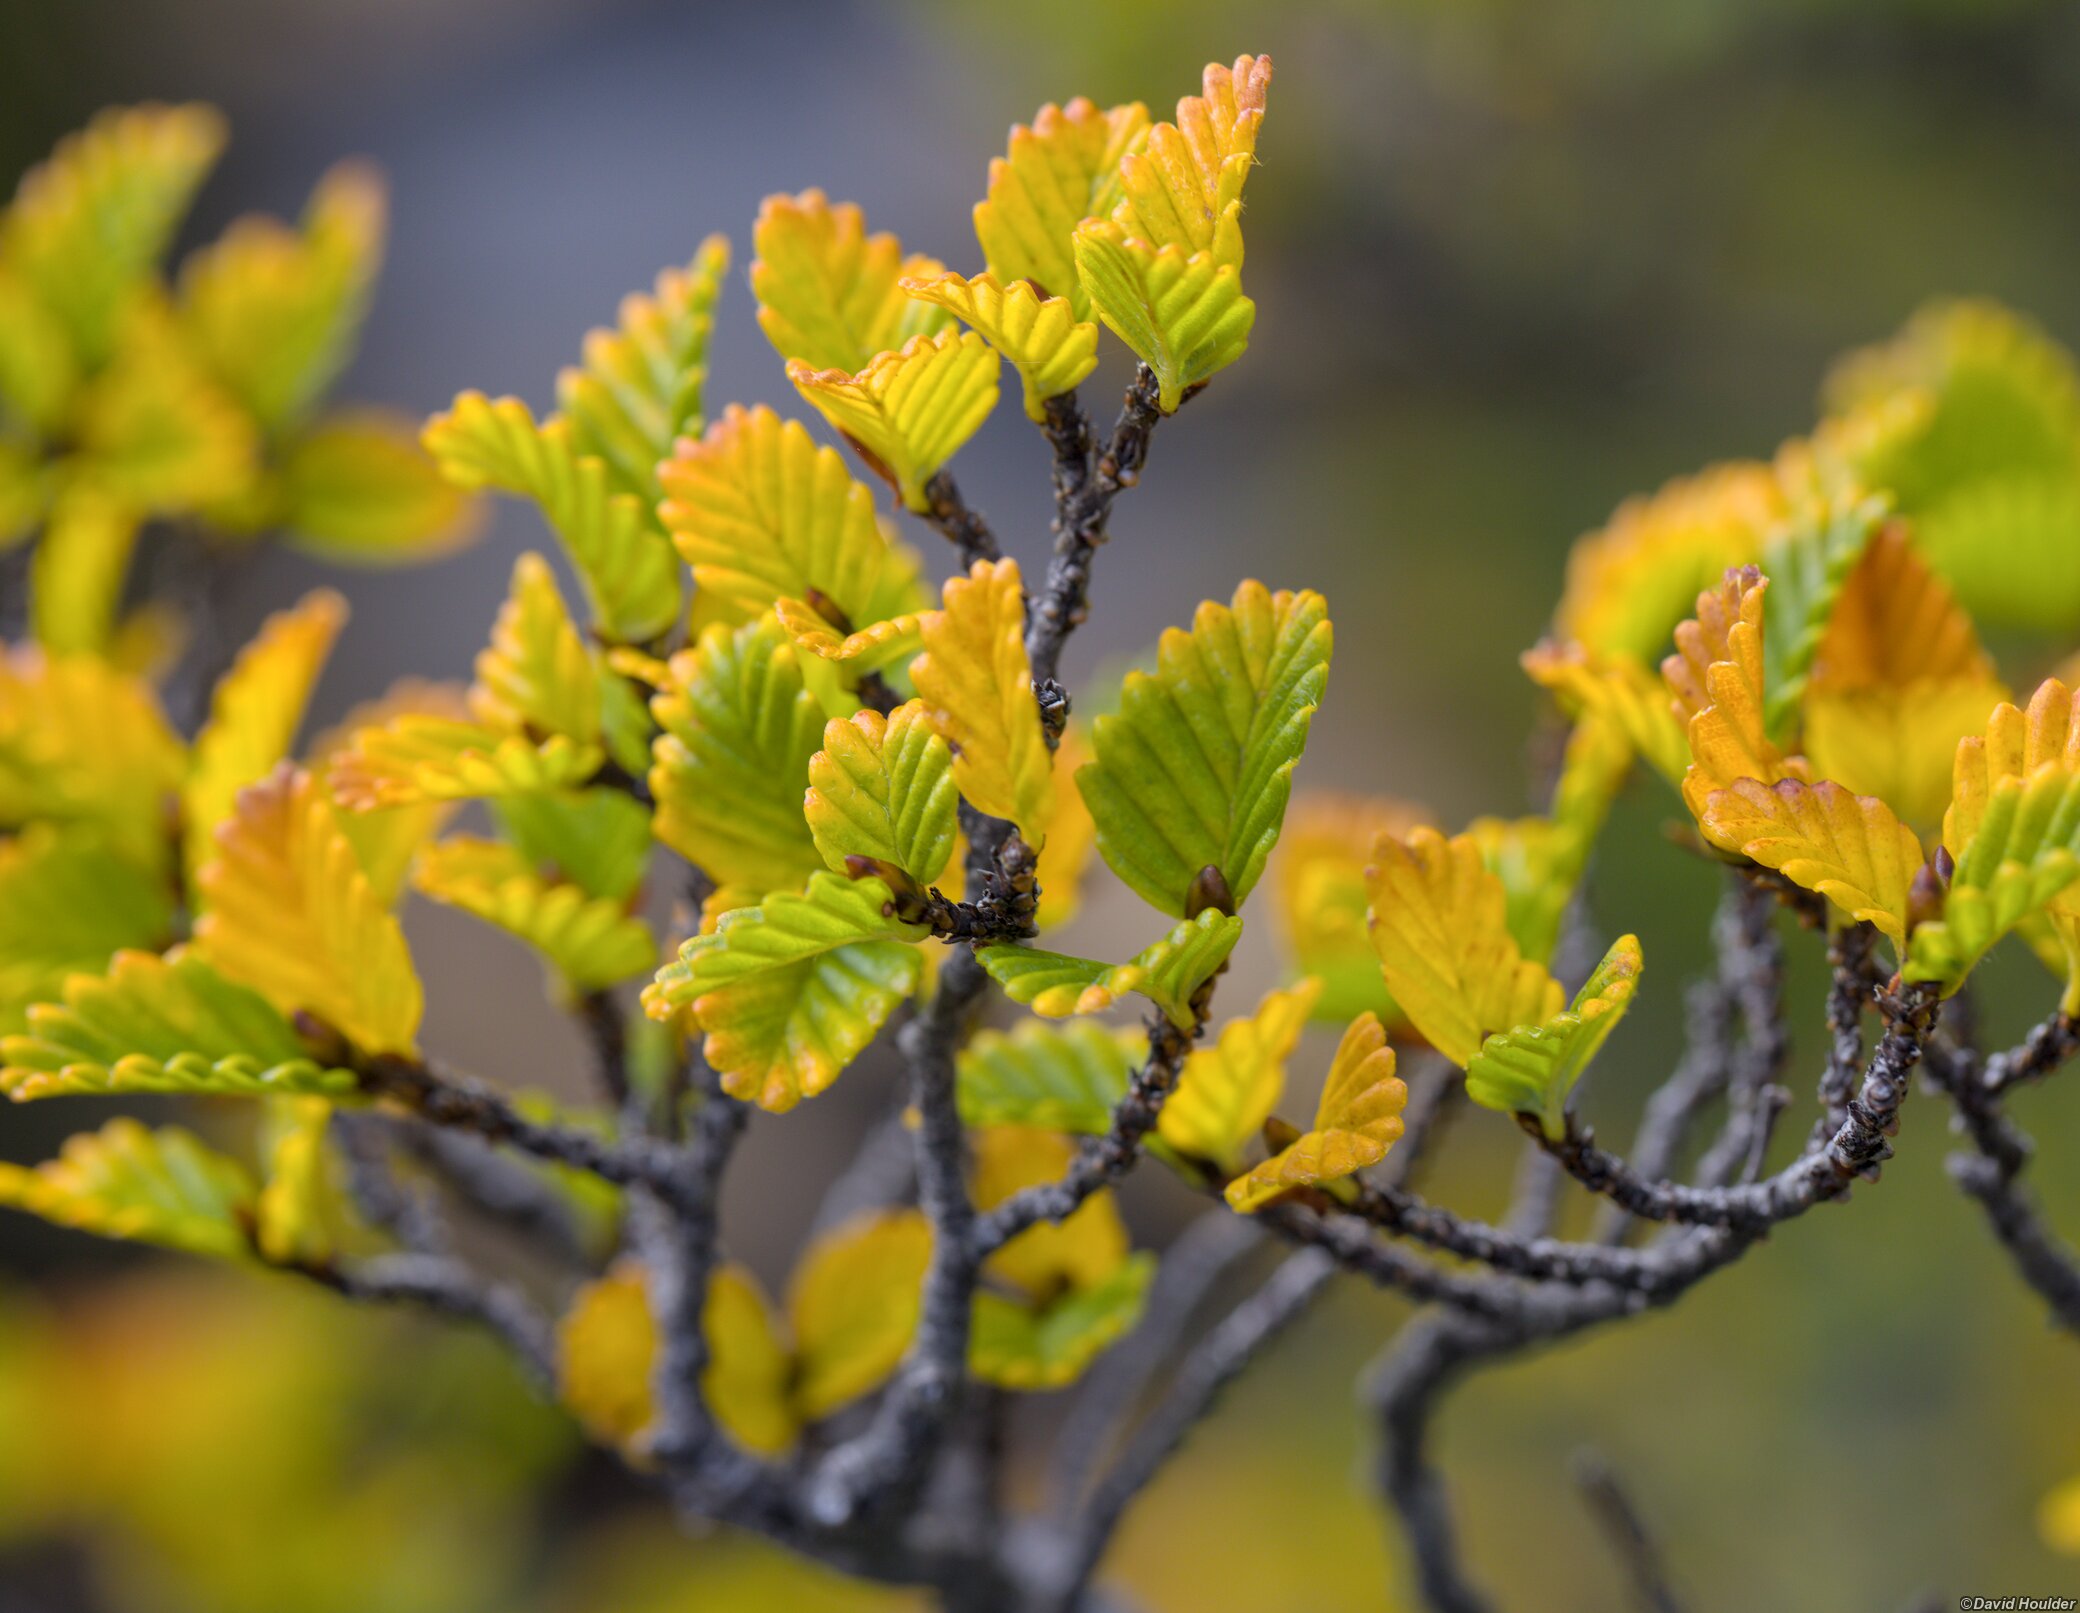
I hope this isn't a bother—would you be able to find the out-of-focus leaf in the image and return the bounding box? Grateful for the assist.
[413,837,655,993]
[1070,224,1253,413]
[29,489,138,655]
[972,1124,1130,1301]
[1226,1011,1406,1210]
[423,391,680,643]
[1034,721,1098,933]
[787,1209,930,1422]
[182,587,347,888]
[969,1251,1154,1392]
[0,1118,256,1261]
[912,557,1053,842]
[1271,793,1429,1023]
[0,267,79,435]
[750,190,949,376]
[328,715,601,811]
[0,827,173,1033]
[1,947,349,1102]
[900,272,1098,421]
[71,305,257,513]
[1107,54,1272,272]
[194,765,422,1054]
[1701,778,1925,945]
[1463,935,1643,1140]
[973,96,1150,319]
[956,1019,1139,1134]
[469,552,600,746]
[805,702,958,886]
[558,236,728,506]
[3,103,227,364]
[648,614,827,893]
[644,872,926,1112]
[1080,580,1331,916]
[788,331,1000,512]
[305,678,466,902]
[1521,640,1689,785]
[1758,491,1883,740]
[179,160,386,432]
[1159,978,1317,1170]
[254,1095,342,1264]
[976,908,1242,1029]
[492,788,652,904]
[660,403,927,638]
[1365,827,1562,1067]
[277,411,476,565]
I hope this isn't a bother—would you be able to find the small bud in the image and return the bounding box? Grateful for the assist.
[843,855,931,924]
[1261,1115,1302,1151]
[803,587,852,634]
[1907,859,1947,933]
[293,1010,352,1067]
[1185,864,1236,919]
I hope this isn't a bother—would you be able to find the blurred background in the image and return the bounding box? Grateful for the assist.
[5,0,2080,1608]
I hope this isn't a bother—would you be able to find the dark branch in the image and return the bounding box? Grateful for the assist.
[1573,1449,1687,1613]
[919,470,1001,570]
[295,1250,557,1389]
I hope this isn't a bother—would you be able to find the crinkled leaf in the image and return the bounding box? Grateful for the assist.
[0,1118,256,1262]
[182,588,347,887]
[413,837,655,993]
[1071,225,1254,413]
[423,391,679,643]
[805,702,957,885]
[0,947,349,1102]
[1668,567,1811,824]
[1080,580,1331,916]
[643,872,926,1112]
[1107,54,1271,272]
[304,679,465,900]
[956,1019,1139,1134]
[912,557,1054,841]
[901,272,1098,420]
[787,1208,930,1422]
[1702,777,1925,946]
[1463,935,1642,1140]
[1365,827,1562,1067]
[1226,1011,1407,1210]
[660,402,927,637]
[973,96,1151,319]
[1758,491,1883,740]
[1522,640,1689,785]
[557,235,728,506]
[976,908,1242,1030]
[647,614,827,893]
[3,103,227,364]
[788,331,1000,512]
[750,190,949,375]
[194,765,423,1054]
[1159,979,1318,1169]
[969,1251,1154,1392]
[469,552,600,745]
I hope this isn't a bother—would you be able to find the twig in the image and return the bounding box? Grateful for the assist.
[332,1111,449,1254]
[297,1250,557,1390]
[1573,1449,1686,1613]
[919,470,1001,569]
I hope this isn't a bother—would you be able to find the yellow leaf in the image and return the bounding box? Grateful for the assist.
[1668,566,1808,822]
[787,1208,931,1422]
[1521,639,1689,785]
[327,715,602,811]
[304,678,464,903]
[183,588,348,888]
[468,553,600,746]
[1464,935,1644,1139]
[70,303,257,514]
[750,190,950,375]
[254,1095,340,1265]
[29,489,138,656]
[911,557,1054,842]
[972,1125,1129,1300]
[773,594,927,671]
[973,96,1151,318]
[0,1118,256,1262]
[1699,777,1925,945]
[1270,794,1429,1025]
[1159,978,1319,1169]
[700,1265,799,1457]
[1034,721,1098,933]
[194,765,423,1054]
[969,1253,1155,1391]
[787,331,1000,512]
[1226,1012,1406,1212]
[658,403,925,634]
[1364,827,1562,1067]
[803,702,958,886]
[1070,224,1254,413]
[1948,678,2080,873]
[412,837,655,992]
[900,272,1098,420]
[277,410,477,566]
[1108,54,1272,272]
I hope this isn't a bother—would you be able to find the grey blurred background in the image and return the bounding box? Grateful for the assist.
[5,1,2080,1609]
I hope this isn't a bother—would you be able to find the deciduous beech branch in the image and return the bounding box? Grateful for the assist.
[919,469,1001,569]
[290,1250,558,1390]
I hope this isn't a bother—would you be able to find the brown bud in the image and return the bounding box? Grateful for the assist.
[843,855,931,924]
[1907,859,1947,933]
[1261,1115,1303,1152]
[1185,864,1236,919]
[803,587,852,634]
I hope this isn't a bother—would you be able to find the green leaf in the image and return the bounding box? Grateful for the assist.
[423,391,680,643]
[643,872,927,1112]
[659,403,926,633]
[558,235,728,507]
[1158,979,1317,1169]
[329,715,602,810]
[0,266,79,435]
[1079,580,1331,917]
[1759,491,1883,742]
[787,331,1001,513]
[30,490,138,656]
[1464,934,1644,1140]
[955,1020,1140,1133]
[1909,767,2080,993]
[70,305,256,514]
[491,788,652,903]
[1071,224,1253,413]
[969,1251,1155,1391]
[750,190,950,376]
[277,410,475,566]
[413,837,655,993]
[976,909,1243,1030]
[648,614,828,894]
[253,1095,342,1264]
[805,702,957,886]
[0,827,173,1034]
[3,104,227,364]
[470,552,600,747]
[0,1118,258,1261]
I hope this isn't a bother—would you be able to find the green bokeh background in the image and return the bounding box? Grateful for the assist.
[2,1,2079,1608]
